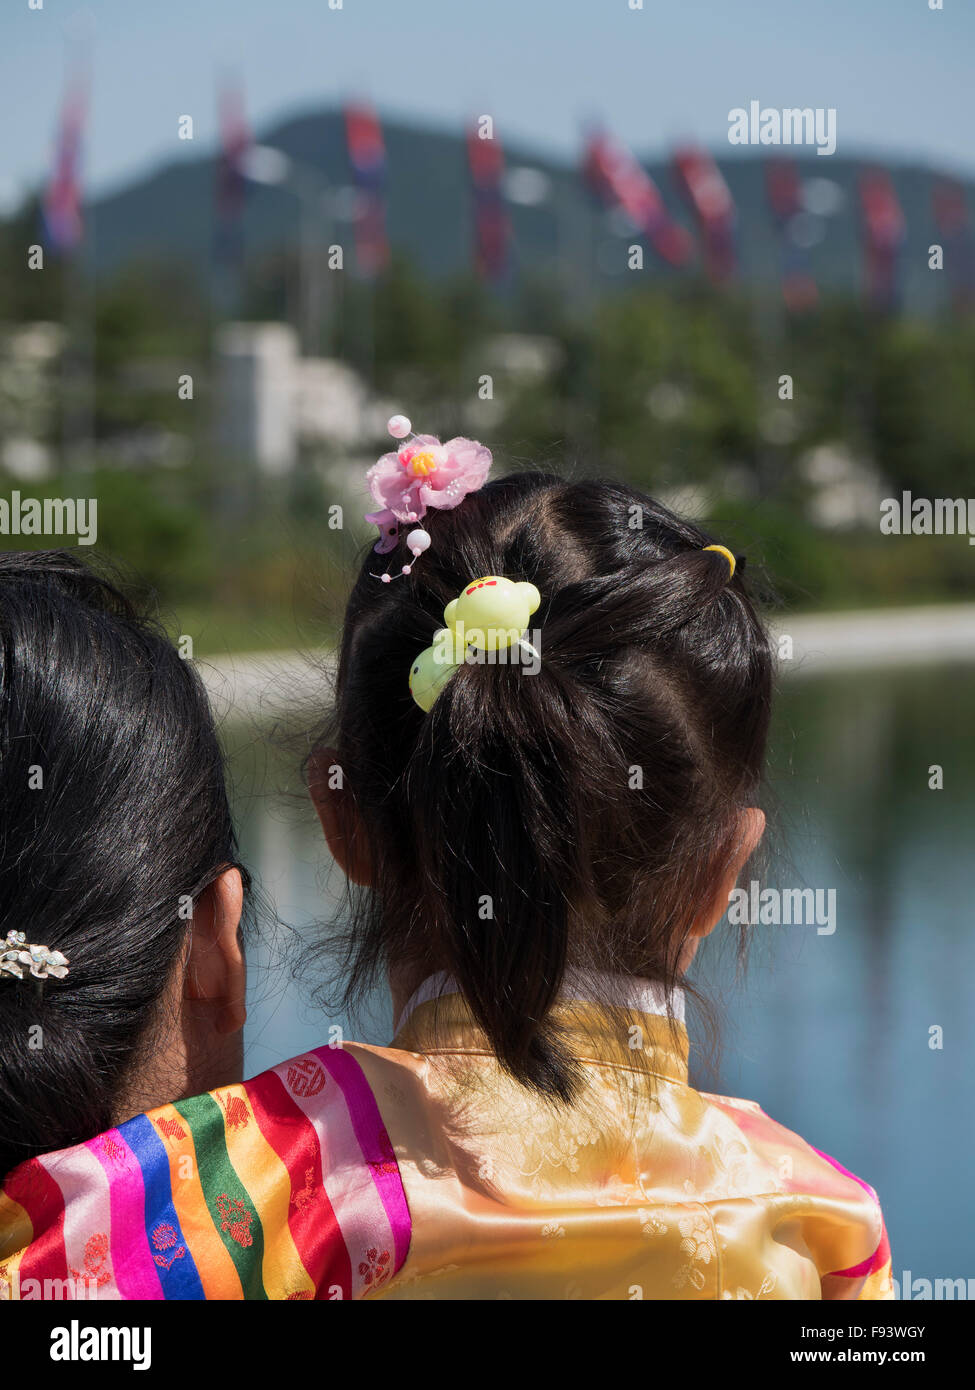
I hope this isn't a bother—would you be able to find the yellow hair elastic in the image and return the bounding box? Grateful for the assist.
[703,544,736,579]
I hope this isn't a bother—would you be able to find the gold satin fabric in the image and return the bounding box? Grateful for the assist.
[346,994,892,1300]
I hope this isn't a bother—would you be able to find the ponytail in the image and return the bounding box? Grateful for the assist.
[408,658,589,1099]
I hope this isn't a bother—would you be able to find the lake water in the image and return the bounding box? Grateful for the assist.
[229,661,975,1291]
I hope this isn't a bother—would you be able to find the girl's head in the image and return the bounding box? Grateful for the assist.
[0,551,247,1178]
[313,472,774,1101]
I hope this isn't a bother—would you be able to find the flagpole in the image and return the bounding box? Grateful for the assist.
[343,102,388,390]
[46,79,94,477]
[242,146,335,358]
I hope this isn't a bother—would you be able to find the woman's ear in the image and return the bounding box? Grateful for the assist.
[307,746,373,887]
[690,807,766,941]
[183,867,246,1035]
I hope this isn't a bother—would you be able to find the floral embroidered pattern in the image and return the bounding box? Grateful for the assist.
[672,1212,717,1292]
[516,1112,602,1183]
[368,1133,399,1180]
[215,1194,254,1248]
[721,1271,777,1300]
[98,1135,127,1166]
[217,1092,249,1130]
[69,1232,112,1288]
[291,1168,315,1213]
[541,1223,566,1238]
[155,1117,186,1145]
[150,1223,186,1271]
[685,1131,779,1203]
[358,1247,391,1287]
[637,1208,668,1238]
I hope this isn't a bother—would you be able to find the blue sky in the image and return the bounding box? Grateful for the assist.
[1,0,972,210]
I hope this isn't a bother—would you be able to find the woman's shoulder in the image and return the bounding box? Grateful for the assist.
[1,1044,411,1301]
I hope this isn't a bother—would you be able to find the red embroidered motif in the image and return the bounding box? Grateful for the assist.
[358,1247,391,1287]
[369,1133,399,1179]
[286,1290,314,1300]
[286,1057,326,1098]
[156,1117,186,1144]
[98,1135,127,1166]
[291,1167,315,1212]
[69,1232,112,1288]
[369,1134,400,1178]
[215,1194,254,1248]
[150,1223,187,1270]
[369,1159,399,1179]
[217,1092,250,1130]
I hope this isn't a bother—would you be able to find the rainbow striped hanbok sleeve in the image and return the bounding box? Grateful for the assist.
[0,1047,411,1301]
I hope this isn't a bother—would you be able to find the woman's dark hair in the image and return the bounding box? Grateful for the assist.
[0,550,245,1177]
[323,474,774,1102]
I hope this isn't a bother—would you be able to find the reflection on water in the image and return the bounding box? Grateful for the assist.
[228,663,975,1285]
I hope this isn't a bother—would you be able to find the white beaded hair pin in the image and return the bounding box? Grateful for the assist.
[0,930,70,984]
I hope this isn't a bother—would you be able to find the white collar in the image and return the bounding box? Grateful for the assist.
[394,968,684,1034]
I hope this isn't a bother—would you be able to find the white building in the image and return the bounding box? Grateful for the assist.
[214,322,299,476]
[214,322,377,474]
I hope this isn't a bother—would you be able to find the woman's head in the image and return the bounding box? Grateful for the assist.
[314,473,774,1101]
[0,550,246,1178]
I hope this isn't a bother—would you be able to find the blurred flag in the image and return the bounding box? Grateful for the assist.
[467,123,510,281]
[857,168,905,310]
[42,83,85,254]
[583,130,692,267]
[764,157,818,311]
[215,84,251,263]
[671,146,736,283]
[932,176,974,313]
[345,102,389,278]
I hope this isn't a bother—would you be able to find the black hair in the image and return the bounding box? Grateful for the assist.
[321,474,774,1102]
[0,550,246,1176]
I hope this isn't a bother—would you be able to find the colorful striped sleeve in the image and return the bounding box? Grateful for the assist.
[0,1047,411,1301]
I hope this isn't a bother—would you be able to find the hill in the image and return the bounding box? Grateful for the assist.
[79,108,969,315]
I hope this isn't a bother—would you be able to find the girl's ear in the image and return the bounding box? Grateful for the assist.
[690,807,766,940]
[307,746,374,887]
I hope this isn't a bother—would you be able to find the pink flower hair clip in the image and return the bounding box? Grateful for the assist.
[365,414,492,582]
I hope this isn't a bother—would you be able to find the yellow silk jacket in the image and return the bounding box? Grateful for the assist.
[347,977,893,1300]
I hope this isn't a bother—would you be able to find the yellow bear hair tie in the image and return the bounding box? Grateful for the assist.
[408,576,542,712]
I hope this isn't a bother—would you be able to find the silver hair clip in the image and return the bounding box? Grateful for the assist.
[0,930,70,982]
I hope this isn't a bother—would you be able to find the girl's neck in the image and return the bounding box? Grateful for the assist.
[390,966,684,1035]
